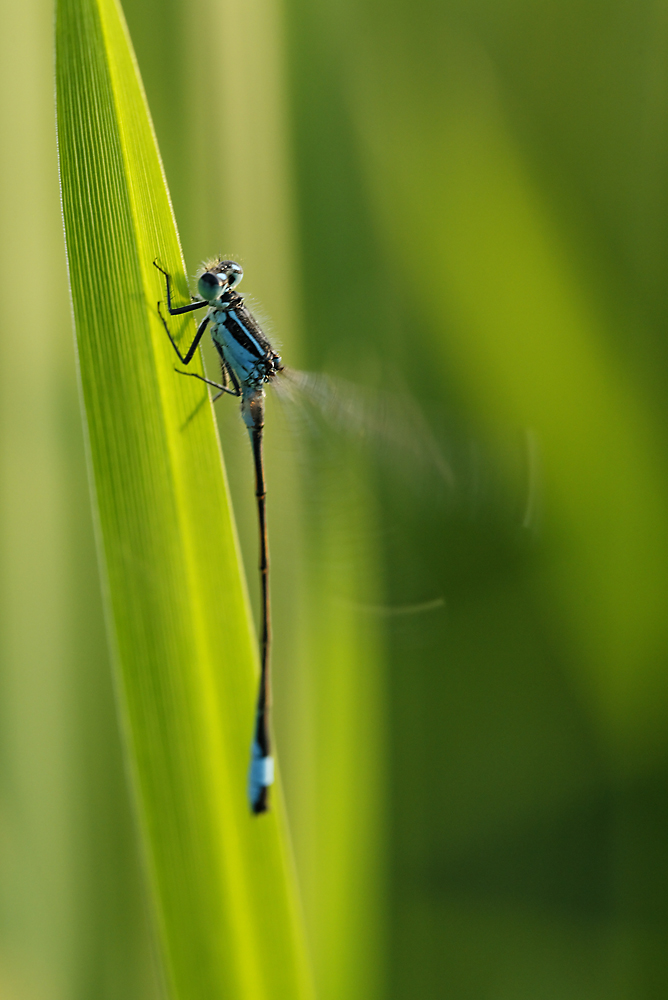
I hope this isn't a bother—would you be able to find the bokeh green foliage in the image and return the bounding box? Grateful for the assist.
[288,1,668,995]
[0,2,160,997]
[2,0,668,998]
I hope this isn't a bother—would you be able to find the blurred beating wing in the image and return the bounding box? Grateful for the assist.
[272,367,455,489]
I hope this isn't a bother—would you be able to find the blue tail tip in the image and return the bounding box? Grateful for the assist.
[248,742,274,814]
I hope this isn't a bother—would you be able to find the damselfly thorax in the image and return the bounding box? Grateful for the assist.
[208,285,283,391]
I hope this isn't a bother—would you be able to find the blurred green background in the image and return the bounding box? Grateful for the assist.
[2,0,668,997]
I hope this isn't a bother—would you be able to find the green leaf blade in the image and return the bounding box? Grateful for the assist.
[55,0,313,997]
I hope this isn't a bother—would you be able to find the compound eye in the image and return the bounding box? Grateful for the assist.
[224,262,244,289]
[198,270,226,302]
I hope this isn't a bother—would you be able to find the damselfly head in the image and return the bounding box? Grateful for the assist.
[199,258,244,290]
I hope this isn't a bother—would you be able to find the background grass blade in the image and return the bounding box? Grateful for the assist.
[55,1,313,998]
[0,3,160,996]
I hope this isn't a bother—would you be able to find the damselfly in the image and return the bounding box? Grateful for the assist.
[154,257,450,814]
[154,258,282,814]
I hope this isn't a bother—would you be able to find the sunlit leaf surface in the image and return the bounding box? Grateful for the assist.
[55,1,312,997]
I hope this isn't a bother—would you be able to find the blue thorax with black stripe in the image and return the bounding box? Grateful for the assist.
[210,289,281,388]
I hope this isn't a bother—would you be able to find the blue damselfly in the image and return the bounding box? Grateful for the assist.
[155,258,281,814]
